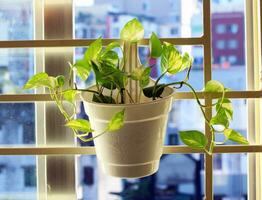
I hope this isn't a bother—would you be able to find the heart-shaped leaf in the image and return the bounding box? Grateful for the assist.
[216,98,233,120]
[66,119,93,133]
[73,59,92,81]
[120,18,144,43]
[23,72,52,89]
[205,80,224,93]
[179,130,208,150]
[106,109,125,132]
[84,37,102,61]
[224,129,249,144]
[161,43,184,74]
[210,111,230,128]
[150,32,162,58]
[63,89,77,104]
[131,66,151,88]
[56,75,65,87]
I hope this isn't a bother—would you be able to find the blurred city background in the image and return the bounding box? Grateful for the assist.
[0,0,247,199]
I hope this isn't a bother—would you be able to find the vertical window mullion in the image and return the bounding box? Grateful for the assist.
[44,0,76,199]
[245,0,260,199]
[203,0,213,200]
[34,0,47,199]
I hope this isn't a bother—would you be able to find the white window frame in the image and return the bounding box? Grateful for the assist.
[0,0,261,199]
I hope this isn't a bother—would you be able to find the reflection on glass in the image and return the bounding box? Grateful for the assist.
[75,0,203,39]
[211,1,247,198]
[77,154,204,200]
[214,154,247,200]
[211,0,246,90]
[0,156,36,200]
[0,1,36,199]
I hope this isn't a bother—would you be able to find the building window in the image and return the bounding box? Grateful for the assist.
[216,24,226,34]
[228,39,238,49]
[216,40,225,49]
[229,23,239,34]
[228,55,237,64]
[23,166,36,187]
[83,166,94,186]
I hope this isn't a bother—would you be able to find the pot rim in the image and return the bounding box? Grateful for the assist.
[81,85,175,108]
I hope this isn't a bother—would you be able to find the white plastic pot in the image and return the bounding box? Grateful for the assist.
[81,86,174,178]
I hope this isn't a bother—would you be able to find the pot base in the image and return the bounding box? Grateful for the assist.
[101,160,159,178]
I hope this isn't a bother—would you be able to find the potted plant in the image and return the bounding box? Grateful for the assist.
[24,18,248,178]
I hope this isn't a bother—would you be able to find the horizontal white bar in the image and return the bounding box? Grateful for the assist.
[0,37,204,48]
[0,145,260,155]
[0,91,261,102]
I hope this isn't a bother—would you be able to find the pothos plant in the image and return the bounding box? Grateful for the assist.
[24,18,248,155]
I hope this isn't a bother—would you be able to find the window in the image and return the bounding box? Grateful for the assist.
[216,24,226,34]
[230,23,239,34]
[0,0,261,200]
[228,39,238,49]
[216,40,225,49]
[228,55,237,64]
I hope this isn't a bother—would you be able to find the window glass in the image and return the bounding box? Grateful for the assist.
[74,0,203,38]
[216,24,226,34]
[0,0,33,41]
[216,40,225,49]
[230,24,239,34]
[77,154,204,199]
[0,156,36,200]
[228,39,238,49]
[23,166,36,187]
[214,154,247,200]
[0,1,36,199]
[212,0,246,90]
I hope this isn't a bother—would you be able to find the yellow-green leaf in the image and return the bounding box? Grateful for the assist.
[150,32,162,58]
[120,18,144,43]
[23,72,51,89]
[84,37,102,61]
[66,119,93,132]
[224,129,249,144]
[73,59,91,81]
[63,89,77,104]
[179,130,208,150]
[204,80,224,93]
[106,109,125,132]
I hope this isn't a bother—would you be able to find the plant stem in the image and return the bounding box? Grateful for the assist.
[125,90,135,103]
[50,88,105,143]
[71,88,100,94]
[152,70,167,100]
[120,88,125,104]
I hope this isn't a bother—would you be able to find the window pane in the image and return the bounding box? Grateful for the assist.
[166,100,204,145]
[214,154,247,200]
[77,154,204,199]
[74,0,203,38]
[0,0,33,41]
[0,48,34,94]
[0,103,35,146]
[211,0,246,90]
[0,156,36,200]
